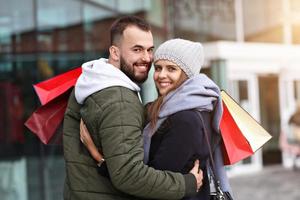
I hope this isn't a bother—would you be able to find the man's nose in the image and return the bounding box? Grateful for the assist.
[142,51,152,62]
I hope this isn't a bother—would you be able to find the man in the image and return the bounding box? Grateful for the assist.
[63,16,202,200]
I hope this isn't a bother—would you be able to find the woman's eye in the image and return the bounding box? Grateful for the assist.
[168,67,176,72]
[154,66,161,71]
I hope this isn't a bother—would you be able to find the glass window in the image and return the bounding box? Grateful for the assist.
[292,24,300,44]
[243,0,284,43]
[294,80,300,101]
[172,0,236,41]
[231,80,250,111]
[37,0,82,29]
[0,0,145,199]
[0,0,186,149]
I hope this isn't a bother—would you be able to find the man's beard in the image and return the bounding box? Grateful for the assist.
[120,56,150,84]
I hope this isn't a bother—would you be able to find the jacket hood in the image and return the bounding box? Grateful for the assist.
[75,58,140,104]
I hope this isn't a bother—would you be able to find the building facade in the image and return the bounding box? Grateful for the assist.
[1,0,300,199]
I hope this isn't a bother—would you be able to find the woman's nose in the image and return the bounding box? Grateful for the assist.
[158,68,167,78]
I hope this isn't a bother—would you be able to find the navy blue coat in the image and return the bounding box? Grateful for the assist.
[148,110,214,200]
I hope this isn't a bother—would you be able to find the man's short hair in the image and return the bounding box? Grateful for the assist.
[110,15,151,45]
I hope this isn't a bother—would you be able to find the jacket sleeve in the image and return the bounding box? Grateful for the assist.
[84,88,197,199]
[148,110,206,173]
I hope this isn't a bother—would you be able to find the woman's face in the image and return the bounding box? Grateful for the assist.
[153,60,187,95]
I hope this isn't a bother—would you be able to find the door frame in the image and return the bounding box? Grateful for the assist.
[279,70,300,168]
[226,73,263,176]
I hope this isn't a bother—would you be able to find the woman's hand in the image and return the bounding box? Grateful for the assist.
[80,119,104,163]
[189,159,203,192]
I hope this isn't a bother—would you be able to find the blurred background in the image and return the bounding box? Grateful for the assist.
[0,0,299,199]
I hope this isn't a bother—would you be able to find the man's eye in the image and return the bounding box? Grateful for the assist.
[133,48,142,52]
[148,48,154,53]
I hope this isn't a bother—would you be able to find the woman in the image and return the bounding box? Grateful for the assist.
[80,38,232,199]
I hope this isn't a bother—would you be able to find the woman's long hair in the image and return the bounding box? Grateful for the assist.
[147,72,188,128]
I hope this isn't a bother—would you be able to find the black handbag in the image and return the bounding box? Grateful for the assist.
[197,112,234,200]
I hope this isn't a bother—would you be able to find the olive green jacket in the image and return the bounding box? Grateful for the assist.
[63,88,197,200]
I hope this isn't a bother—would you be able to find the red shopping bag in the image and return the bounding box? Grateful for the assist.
[24,90,71,144]
[25,67,82,144]
[34,67,81,105]
[220,101,253,165]
[220,90,272,165]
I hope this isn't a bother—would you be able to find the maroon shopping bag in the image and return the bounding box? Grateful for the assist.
[24,90,72,144]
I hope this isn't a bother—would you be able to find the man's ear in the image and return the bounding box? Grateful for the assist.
[109,45,120,61]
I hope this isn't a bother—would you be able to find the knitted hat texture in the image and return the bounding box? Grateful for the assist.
[154,38,204,78]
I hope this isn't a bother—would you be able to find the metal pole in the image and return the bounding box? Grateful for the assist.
[234,0,244,42]
[282,0,292,44]
[33,0,46,199]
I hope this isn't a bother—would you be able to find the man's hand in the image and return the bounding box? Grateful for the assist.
[189,160,203,192]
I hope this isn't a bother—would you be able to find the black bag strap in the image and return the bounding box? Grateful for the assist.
[196,111,225,199]
[195,111,217,172]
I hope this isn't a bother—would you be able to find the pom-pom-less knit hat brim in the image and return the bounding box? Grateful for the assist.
[154,38,204,78]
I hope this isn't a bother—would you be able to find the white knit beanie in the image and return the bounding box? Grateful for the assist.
[154,38,204,78]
